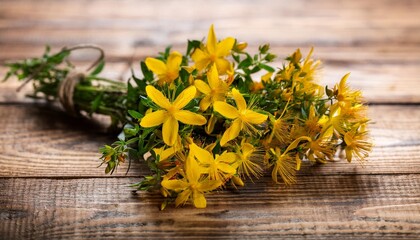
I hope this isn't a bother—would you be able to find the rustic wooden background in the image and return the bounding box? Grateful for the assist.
[1,0,419,239]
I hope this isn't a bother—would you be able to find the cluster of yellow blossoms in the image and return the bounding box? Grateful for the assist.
[125,25,372,209]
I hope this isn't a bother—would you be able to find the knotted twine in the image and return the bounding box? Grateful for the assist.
[18,44,105,116]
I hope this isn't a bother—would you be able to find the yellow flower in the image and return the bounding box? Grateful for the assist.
[269,116,290,146]
[140,85,207,146]
[161,153,222,208]
[319,104,345,137]
[191,24,235,74]
[234,140,263,179]
[190,143,237,181]
[289,134,334,163]
[153,143,182,164]
[306,137,334,163]
[343,126,372,163]
[194,64,229,111]
[299,47,321,83]
[305,105,322,136]
[270,147,298,185]
[214,88,268,146]
[334,73,362,105]
[145,51,183,85]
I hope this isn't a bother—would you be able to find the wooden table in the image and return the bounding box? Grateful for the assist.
[1,0,419,239]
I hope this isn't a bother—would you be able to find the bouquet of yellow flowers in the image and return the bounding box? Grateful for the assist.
[3,25,372,209]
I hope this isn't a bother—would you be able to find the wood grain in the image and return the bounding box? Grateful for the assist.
[1,0,419,47]
[0,175,419,239]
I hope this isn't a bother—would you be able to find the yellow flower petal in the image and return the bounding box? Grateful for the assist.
[207,24,217,54]
[198,180,222,192]
[199,96,212,111]
[217,152,237,164]
[166,51,183,72]
[175,188,191,207]
[161,179,189,191]
[261,72,273,82]
[344,132,353,146]
[162,116,179,146]
[192,190,207,208]
[242,143,255,157]
[140,110,167,127]
[191,48,211,71]
[339,73,351,92]
[194,80,211,95]
[174,110,207,125]
[173,86,196,109]
[207,64,220,89]
[190,143,214,165]
[183,65,196,74]
[205,114,217,134]
[145,58,167,75]
[186,153,200,183]
[215,58,231,74]
[154,146,178,162]
[214,101,239,119]
[145,85,171,109]
[220,118,242,146]
[217,162,237,175]
[231,88,247,111]
[242,110,267,124]
[216,37,235,57]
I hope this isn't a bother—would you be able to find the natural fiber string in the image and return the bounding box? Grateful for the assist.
[17,44,105,116]
[57,44,105,116]
[57,70,86,116]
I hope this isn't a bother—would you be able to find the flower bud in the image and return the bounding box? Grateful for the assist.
[232,175,244,187]
[235,42,248,51]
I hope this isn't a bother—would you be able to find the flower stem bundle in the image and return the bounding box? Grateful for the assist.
[3,25,372,209]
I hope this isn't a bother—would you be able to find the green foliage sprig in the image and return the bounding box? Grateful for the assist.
[3,45,127,126]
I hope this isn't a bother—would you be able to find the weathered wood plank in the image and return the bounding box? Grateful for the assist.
[0,0,419,47]
[0,175,419,239]
[0,104,419,177]
[0,104,142,177]
[2,45,420,103]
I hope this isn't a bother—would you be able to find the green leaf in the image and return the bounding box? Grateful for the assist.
[238,58,252,69]
[186,40,202,56]
[301,107,308,119]
[126,137,139,145]
[258,63,275,72]
[90,92,104,113]
[90,60,105,76]
[140,61,153,82]
[232,53,241,63]
[250,66,261,74]
[128,110,143,119]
